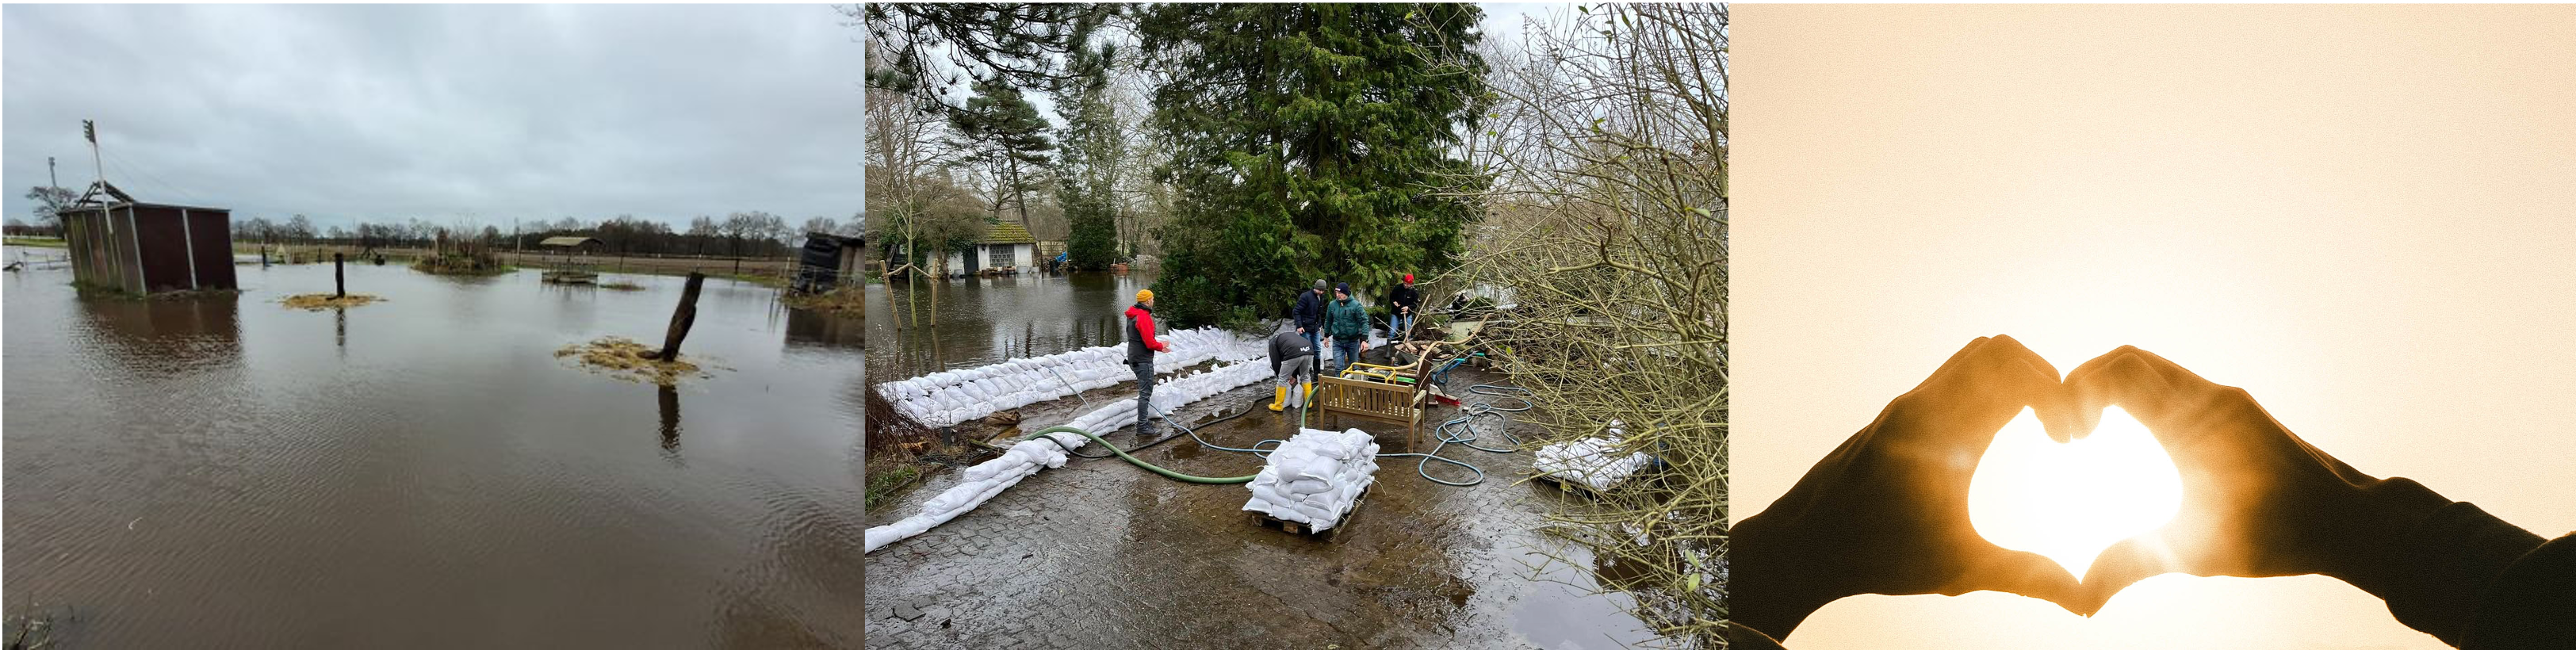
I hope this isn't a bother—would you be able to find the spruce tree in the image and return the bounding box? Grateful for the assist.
[1055,41,1124,270]
[1139,3,1491,327]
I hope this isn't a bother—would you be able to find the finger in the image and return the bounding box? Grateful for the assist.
[1954,546,2089,617]
[2065,347,2188,430]
[1918,336,1994,391]
[2076,533,2184,614]
[1976,335,2084,442]
[1953,335,2067,442]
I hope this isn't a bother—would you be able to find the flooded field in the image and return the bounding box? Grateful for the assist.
[862,272,1666,648]
[2,250,867,648]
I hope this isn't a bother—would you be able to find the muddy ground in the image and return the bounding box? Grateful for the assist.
[864,364,1663,649]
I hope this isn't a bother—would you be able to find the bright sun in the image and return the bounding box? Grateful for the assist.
[1967,407,2184,579]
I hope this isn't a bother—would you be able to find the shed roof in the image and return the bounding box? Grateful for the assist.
[538,236,601,247]
[982,222,1035,244]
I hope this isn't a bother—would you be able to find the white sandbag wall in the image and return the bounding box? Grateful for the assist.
[875,327,1260,427]
[1242,428,1381,530]
[862,429,1090,553]
[1533,422,1652,491]
[863,358,1272,554]
[1058,358,1272,434]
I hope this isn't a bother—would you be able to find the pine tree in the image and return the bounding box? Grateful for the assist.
[1139,3,1491,327]
[948,77,1055,230]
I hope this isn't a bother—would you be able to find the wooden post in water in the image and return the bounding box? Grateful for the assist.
[333,253,346,298]
[656,272,706,361]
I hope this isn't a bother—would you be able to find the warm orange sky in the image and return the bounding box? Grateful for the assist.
[1733,5,2576,649]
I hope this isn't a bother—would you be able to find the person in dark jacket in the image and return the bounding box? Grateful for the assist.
[1123,289,1170,440]
[1292,279,1328,358]
[1266,330,1315,411]
[1322,282,1371,376]
[1389,273,1422,342]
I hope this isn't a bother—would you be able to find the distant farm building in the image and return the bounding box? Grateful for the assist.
[794,232,865,292]
[944,221,1036,276]
[536,235,603,253]
[59,182,236,293]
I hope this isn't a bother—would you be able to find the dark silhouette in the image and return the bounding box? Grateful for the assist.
[1730,337,2575,649]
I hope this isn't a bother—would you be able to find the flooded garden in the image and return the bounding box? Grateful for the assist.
[861,272,1668,648]
[2,249,867,647]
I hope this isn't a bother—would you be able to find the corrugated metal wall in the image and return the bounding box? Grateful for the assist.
[61,204,235,293]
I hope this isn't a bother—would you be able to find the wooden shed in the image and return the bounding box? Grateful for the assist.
[59,185,236,294]
[794,232,865,292]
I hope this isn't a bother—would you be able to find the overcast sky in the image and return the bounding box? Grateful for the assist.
[2,4,863,231]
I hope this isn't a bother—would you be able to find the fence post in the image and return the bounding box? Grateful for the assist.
[334,253,346,298]
[656,272,706,361]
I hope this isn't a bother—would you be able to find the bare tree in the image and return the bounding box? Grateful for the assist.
[803,216,840,239]
[1449,4,1728,644]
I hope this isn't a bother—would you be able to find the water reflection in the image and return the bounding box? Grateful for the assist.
[866,272,1154,381]
[67,291,243,380]
[783,308,863,350]
[658,384,683,463]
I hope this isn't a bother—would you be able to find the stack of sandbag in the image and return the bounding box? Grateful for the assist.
[863,428,1089,553]
[1242,428,1381,531]
[875,327,1259,427]
[1533,421,1652,491]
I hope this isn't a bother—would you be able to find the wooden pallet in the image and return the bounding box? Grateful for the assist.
[1249,485,1371,541]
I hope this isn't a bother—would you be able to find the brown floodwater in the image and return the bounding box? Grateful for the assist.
[2,250,867,648]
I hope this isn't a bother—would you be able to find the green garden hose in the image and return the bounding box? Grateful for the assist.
[1020,426,1258,484]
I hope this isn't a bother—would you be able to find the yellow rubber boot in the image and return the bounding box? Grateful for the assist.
[1269,386,1288,411]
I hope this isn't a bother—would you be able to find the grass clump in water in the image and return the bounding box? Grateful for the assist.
[555,336,707,386]
[780,287,864,314]
[281,293,383,311]
[865,458,923,510]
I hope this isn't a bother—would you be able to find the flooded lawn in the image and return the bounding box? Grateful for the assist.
[2,251,867,648]
[863,272,1666,648]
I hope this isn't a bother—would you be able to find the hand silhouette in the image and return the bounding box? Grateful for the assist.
[2062,346,2450,613]
[1731,335,2090,636]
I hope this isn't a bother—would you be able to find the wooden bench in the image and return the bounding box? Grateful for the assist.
[1316,350,1441,453]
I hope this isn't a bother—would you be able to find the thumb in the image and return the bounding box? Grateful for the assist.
[2076,534,2180,614]
[1959,546,2088,617]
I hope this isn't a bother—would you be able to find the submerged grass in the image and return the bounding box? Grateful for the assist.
[780,287,864,314]
[280,293,384,311]
[554,336,709,386]
[4,604,71,650]
[865,458,924,510]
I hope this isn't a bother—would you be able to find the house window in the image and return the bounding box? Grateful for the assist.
[989,245,1012,268]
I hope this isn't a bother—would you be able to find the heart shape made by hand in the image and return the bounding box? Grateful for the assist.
[1967,406,2183,579]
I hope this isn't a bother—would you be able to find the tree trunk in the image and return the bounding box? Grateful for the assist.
[656,273,706,361]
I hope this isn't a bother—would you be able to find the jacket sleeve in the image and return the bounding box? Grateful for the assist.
[2334,479,2570,650]
[1137,312,1168,351]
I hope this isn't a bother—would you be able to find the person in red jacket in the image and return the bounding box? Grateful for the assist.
[1124,289,1170,440]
